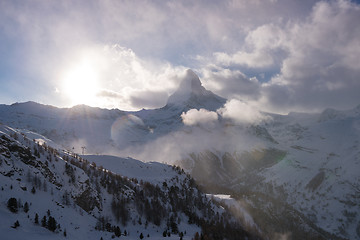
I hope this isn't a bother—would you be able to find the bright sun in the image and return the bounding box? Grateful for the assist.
[62,60,100,106]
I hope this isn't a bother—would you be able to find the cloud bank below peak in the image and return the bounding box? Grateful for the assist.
[181,108,218,126]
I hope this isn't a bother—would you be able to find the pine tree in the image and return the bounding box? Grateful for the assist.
[31,186,36,194]
[139,233,144,239]
[41,216,47,227]
[114,226,121,237]
[35,213,39,224]
[105,222,111,232]
[7,198,18,213]
[170,216,178,234]
[47,216,57,232]
[23,202,29,213]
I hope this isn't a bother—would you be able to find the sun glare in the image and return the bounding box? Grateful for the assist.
[62,60,100,106]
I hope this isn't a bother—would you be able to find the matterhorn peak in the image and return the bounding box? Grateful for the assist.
[177,69,204,95]
[167,69,206,105]
[166,69,226,111]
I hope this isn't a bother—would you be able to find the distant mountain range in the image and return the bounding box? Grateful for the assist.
[0,70,359,239]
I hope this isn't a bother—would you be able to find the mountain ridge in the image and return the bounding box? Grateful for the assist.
[0,70,360,239]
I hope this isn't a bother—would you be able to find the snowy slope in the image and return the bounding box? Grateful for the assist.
[82,155,181,185]
[0,124,253,240]
[257,106,360,239]
[0,124,104,240]
[0,102,125,153]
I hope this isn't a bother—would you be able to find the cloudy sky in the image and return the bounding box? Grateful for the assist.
[0,0,360,113]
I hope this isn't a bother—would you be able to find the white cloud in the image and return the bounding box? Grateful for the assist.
[261,0,360,112]
[217,99,271,124]
[181,108,218,126]
[1,0,360,113]
[214,23,286,68]
[214,51,274,69]
[205,0,360,113]
[53,44,186,110]
[201,67,261,100]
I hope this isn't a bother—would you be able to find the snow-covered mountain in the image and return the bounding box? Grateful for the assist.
[132,69,226,144]
[0,101,126,153]
[166,69,226,110]
[257,106,360,239]
[0,124,254,240]
[0,70,225,153]
[0,70,359,239]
